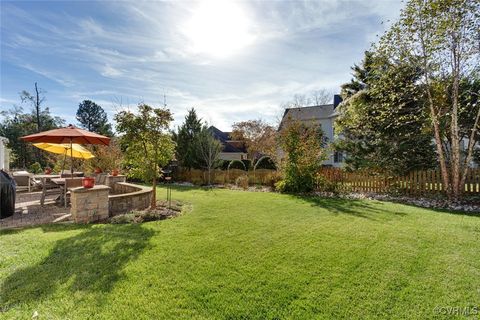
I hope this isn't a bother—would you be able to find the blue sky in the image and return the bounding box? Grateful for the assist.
[0,0,402,130]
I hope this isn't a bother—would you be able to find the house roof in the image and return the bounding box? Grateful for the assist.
[278,104,338,130]
[208,126,247,153]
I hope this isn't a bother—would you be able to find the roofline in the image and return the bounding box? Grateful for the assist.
[283,104,334,111]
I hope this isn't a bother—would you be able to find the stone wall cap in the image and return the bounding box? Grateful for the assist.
[71,185,111,193]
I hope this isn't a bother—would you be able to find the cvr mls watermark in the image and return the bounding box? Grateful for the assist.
[433,306,479,316]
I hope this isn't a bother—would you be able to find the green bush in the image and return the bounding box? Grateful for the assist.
[219,160,230,170]
[29,162,43,174]
[254,156,276,170]
[241,159,252,170]
[110,213,136,224]
[228,160,246,171]
[315,174,340,193]
[274,173,317,193]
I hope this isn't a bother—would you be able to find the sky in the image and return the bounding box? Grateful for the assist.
[0,0,403,131]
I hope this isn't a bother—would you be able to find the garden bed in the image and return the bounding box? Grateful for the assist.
[110,200,188,224]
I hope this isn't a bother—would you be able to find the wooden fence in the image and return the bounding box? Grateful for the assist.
[175,168,279,186]
[318,167,480,196]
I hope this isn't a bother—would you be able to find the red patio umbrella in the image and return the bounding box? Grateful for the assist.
[21,125,111,175]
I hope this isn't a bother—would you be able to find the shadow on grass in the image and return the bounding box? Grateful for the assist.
[292,194,408,220]
[0,224,155,311]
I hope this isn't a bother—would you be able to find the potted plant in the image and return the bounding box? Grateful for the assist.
[82,176,95,188]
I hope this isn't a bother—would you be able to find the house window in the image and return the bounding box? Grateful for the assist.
[334,151,344,163]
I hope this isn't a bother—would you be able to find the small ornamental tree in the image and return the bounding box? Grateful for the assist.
[231,119,276,161]
[277,119,327,193]
[115,104,175,209]
[195,126,222,185]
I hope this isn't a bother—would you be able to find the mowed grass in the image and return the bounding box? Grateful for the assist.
[1,186,479,319]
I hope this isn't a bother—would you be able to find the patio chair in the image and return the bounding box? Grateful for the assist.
[96,173,107,185]
[61,171,84,178]
[64,177,84,208]
[12,171,41,192]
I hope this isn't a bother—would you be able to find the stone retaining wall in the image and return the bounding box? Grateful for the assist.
[108,182,152,215]
[70,185,110,223]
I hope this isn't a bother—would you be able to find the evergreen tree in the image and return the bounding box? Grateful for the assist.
[335,51,437,175]
[76,100,113,136]
[173,108,203,169]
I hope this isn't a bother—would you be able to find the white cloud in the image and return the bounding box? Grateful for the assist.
[1,0,403,130]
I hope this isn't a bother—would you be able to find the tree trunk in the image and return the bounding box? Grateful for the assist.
[35,82,41,132]
[427,93,451,199]
[151,165,157,209]
[208,167,211,185]
[450,46,461,200]
[459,103,480,189]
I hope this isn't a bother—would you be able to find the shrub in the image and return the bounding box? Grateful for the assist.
[266,171,282,187]
[110,213,136,224]
[277,120,326,193]
[219,160,230,170]
[315,174,340,193]
[228,160,246,171]
[274,179,287,192]
[254,156,276,170]
[29,162,42,174]
[241,159,252,170]
[235,175,249,190]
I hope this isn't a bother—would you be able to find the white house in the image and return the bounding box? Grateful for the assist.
[278,95,344,167]
[0,137,10,171]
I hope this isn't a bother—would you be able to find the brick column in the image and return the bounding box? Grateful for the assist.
[70,185,110,223]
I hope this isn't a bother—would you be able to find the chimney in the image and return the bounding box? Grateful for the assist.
[333,94,343,109]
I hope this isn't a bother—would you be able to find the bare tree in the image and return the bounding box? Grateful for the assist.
[196,127,223,185]
[20,82,45,132]
[310,89,333,105]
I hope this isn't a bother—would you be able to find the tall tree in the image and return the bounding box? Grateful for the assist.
[0,106,65,168]
[231,119,276,161]
[378,0,480,199]
[115,104,175,209]
[195,126,222,185]
[173,108,203,168]
[335,51,437,175]
[76,100,113,136]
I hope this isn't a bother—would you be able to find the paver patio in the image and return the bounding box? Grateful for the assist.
[0,191,71,229]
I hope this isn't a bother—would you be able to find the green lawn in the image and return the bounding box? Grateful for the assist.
[1,186,479,319]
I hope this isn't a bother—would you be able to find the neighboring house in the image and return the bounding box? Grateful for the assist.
[0,137,10,171]
[208,126,248,161]
[278,95,344,167]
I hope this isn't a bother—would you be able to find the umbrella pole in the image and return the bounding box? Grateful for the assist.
[61,149,67,173]
[70,138,74,176]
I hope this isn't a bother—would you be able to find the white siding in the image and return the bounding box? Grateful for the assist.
[0,137,10,170]
[219,152,247,161]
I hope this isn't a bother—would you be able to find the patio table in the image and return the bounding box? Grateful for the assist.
[34,174,61,206]
[51,178,66,206]
[52,178,84,207]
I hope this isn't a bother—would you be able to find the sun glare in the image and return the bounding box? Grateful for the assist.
[183,1,255,58]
